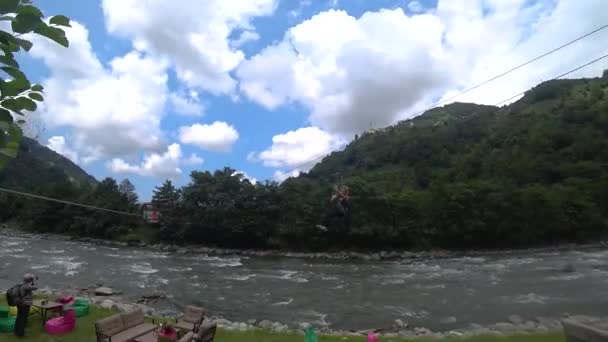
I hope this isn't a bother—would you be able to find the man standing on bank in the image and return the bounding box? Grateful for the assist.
[14,273,37,338]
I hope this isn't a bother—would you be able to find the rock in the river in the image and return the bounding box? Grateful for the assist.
[95,287,114,296]
[299,322,311,330]
[508,315,524,324]
[100,299,114,309]
[394,318,406,328]
[492,322,517,333]
[258,320,273,329]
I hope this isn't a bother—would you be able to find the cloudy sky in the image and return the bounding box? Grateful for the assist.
[20,0,608,200]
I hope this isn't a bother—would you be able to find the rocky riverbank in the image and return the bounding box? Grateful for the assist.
[22,284,575,339]
[3,224,608,262]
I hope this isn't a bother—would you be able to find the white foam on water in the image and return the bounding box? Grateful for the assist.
[301,310,329,326]
[50,256,84,276]
[3,241,21,247]
[225,274,255,281]
[272,298,293,306]
[9,254,30,259]
[547,273,585,281]
[82,246,97,251]
[2,248,24,253]
[510,293,549,305]
[30,264,50,270]
[208,257,242,268]
[279,270,298,279]
[130,263,159,274]
[321,276,339,281]
[441,316,457,324]
[383,305,429,319]
[41,249,65,254]
[413,283,446,290]
[158,278,169,285]
[167,267,193,272]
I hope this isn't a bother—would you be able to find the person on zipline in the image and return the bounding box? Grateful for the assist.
[316,184,350,231]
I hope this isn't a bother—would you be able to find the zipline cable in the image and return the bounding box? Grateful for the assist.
[420,23,608,114]
[275,24,608,177]
[494,53,608,106]
[1,43,607,214]
[0,186,140,217]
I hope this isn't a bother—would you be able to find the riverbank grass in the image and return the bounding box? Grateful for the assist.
[0,297,566,341]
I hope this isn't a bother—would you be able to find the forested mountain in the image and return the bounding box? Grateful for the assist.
[1,76,608,251]
[0,137,97,190]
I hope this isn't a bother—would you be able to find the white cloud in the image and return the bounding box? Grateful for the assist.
[46,136,79,164]
[169,91,204,116]
[252,126,345,169]
[179,122,240,152]
[184,153,205,166]
[233,170,258,184]
[231,31,261,47]
[407,1,424,13]
[109,143,183,178]
[30,22,169,161]
[273,170,302,183]
[102,0,278,95]
[238,1,608,138]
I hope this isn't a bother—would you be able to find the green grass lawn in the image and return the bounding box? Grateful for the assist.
[0,297,566,341]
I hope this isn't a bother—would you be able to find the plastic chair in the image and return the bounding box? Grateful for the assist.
[44,308,76,335]
[0,316,16,333]
[64,298,90,317]
[0,306,8,318]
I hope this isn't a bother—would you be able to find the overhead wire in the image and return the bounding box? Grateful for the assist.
[0,187,140,217]
[274,24,608,177]
[1,27,607,213]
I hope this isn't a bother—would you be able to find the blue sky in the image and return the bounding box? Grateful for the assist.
[20,0,607,200]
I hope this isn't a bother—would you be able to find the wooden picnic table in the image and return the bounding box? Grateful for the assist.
[32,300,63,326]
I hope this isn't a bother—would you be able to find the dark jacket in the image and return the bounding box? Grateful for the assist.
[19,282,37,306]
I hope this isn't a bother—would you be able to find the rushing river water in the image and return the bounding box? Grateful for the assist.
[1,234,607,331]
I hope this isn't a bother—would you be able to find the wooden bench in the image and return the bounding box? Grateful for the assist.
[562,318,608,342]
[95,308,156,342]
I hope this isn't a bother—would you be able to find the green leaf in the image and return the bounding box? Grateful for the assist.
[16,96,35,111]
[34,23,68,47]
[11,13,42,33]
[1,66,26,81]
[0,148,17,157]
[6,141,18,149]
[0,0,19,15]
[1,98,24,115]
[0,109,12,123]
[0,54,18,67]
[15,37,32,51]
[0,32,17,49]
[1,78,30,96]
[0,120,9,131]
[16,4,43,17]
[49,15,70,27]
[28,92,42,101]
[8,123,21,139]
[31,84,43,92]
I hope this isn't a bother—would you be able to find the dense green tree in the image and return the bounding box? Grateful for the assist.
[2,77,608,251]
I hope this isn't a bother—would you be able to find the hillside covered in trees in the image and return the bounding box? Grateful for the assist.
[1,76,608,251]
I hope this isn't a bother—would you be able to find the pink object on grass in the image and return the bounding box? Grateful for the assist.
[159,328,178,340]
[367,332,378,342]
[44,309,76,335]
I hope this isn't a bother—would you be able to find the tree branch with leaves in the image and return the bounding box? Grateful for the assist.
[0,0,70,168]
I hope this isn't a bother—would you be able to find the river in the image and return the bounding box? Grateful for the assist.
[1,233,607,331]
